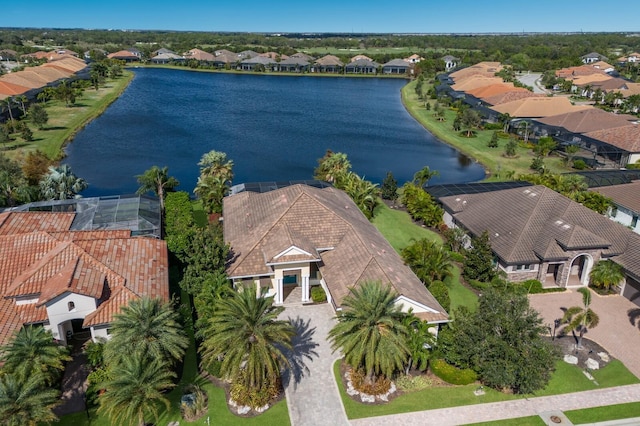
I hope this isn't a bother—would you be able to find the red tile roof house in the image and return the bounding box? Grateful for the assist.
[223,184,449,326]
[432,184,640,305]
[0,211,169,346]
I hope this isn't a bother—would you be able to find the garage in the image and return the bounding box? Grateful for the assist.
[623,275,640,307]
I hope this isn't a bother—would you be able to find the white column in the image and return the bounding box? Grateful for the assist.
[302,275,310,302]
[276,278,283,304]
[255,279,261,298]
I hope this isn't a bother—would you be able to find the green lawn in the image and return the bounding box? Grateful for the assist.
[401,81,573,179]
[334,359,639,420]
[467,417,546,426]
[372,201,478,312]
[5,72,133,161]
[565,402,640,424]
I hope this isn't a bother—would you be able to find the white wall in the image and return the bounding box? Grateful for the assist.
[44,292,96,341]
[608,205,640,234]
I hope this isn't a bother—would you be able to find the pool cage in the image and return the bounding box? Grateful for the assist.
[2,194,161,238]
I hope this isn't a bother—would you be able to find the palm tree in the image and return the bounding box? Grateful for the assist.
[401,239,453,286]
[0,373,59,426]
[97,352,176,426]
[328,281,409,384]
[197,150,234,181]
[342,172,380,219]
[402,314,434,375]
[39,164,88,200]
[2,96,15,123]
[194,150,233,214]
[0,325,71,386]
[14,95,28,117]
[104,297,188,367]
[314,150,352,186]
[412,166,440,188]
[200,289,294,390]
[562,287,599,348]
[498,113,512,133]
[135,165,179,213]
[589,260,625,292]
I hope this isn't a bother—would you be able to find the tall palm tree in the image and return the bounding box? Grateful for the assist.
[412,166,440,188]
[200,289,294,390]
[104,297,189,367]
[328,281,409,384]
[0,325,71,386]
[97,352,176,426]
[197,150,234,181]
[314,150,352,186]
[135,165,179,213]
[562,287,599,348]
[39,164,88,200]
[401,239,453,286]
[589,260,625,292]
[342,172,380,219]
[0,373,59,426]
[195,150,233,214]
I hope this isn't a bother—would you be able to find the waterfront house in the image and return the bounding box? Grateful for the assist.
[107,50,140,62]
[382,59,410,74]
[184,48,215,62]
[313,55,344,73]
[240,55,278,71]
[345,59,379,74]
[151,52,185,64]
[278,57,310,72]
[405,54,424,64]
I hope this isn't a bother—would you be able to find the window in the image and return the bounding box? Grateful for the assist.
[515,264,532,271]
[610,207,618,218]
[632,215,638,228]
[67,301,75,311]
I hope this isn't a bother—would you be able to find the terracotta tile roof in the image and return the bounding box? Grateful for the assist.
[439,185,634,265]
[449,62,503,81]
[466,83,525,98]
[23,66,71,82]
[584,124,640,153]
[590,61,615,70]
[481,90,544,106]
[613,83,640,98]
[0,212,168,345]
[83,286,139,327]
[0,72,43,89]
[491,97,591,118]
[555,65,608,79]
[590,181,640,215]
[536,107,633,133]
[107,50,140,60]
[571,74,614,86]
[452,76,504,91]
[260,52,288,60]
[614,233,640,280]
[224,185,448,322]
[0,80,31,96]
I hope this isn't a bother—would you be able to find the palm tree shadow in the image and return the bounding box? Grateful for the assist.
[281,316,319,389]
[628,308,640,329]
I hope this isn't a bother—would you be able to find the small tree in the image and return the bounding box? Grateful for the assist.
[380,171,398,201]
[461,109,482,137]
[564,144,580,166]
[530,155,545,173]
[534,136,557,157]
[562,287,600,348]
[589,260,624,292]
[28,103,49,130]
[504,138,518,157]
[488,131,499,148]
[413,166,439,188]
[463,230,495,282]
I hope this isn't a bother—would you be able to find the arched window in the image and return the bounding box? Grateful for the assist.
[68,301,75,311]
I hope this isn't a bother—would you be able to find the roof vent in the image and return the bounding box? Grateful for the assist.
[523,189,530,194]
[455,197,461,202]
[529,192,537,197]
[555,220,563,225]
[562,224,571,229]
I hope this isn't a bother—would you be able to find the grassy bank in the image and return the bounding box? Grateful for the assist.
[401,80,572,179]
[4,71,133,161]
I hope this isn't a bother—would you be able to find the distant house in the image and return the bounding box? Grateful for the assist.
[449,62,502,82]
[237,50,260,60]
[107,50,140,62]
[591,181,640,234]
[184,48,215,62]
[442,55,460,71]
[260,51,288,61]
[223,184,449,324]
[345,59,379,74]
[430,183,640,305]
[152,48,175,57]
[240,55,278,71]
[590,60,615,73]
[212,51,238,68]
[581,52,608,64]
[0,49,17,60]
[619,52,640,65]
[290,52,315,62]
[350,54,373,62]
[150,52,185,64]
[278,57,310,72]
[125,47,143,59]
[313,55,344,73]
[405,54,423,64]
[0,208,168,346]
[382,59,410,74]
[584,124,640,166]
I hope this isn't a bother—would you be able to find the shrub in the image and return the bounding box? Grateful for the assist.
[468,279,491,291]
[311,286,327,303]
[181,385,208,421]
[483,122,503,130]
[487,131,499,148]
[429,280,450,312]
[349,368,391,396]
[573,159,587,170]
[450,251,465,263]
[430,359,477,385]
[395,374,433,392]
[530,156,545,172]
[205,358,222,378]
[230,377,280,409]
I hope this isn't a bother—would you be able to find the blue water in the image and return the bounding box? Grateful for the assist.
[64,68,485,197]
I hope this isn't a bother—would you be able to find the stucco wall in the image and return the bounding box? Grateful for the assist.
[44,292,96,340]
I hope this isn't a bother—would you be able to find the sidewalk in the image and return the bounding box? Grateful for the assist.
[349,384,640,426]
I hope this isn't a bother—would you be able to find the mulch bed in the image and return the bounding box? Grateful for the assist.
[203,374,285,418]
[547,334,614,370]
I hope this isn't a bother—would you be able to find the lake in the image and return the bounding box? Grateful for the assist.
[64,68,485,197]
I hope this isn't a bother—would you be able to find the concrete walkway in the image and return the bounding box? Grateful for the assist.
[280,303,349,426]
[530,290,640,379]
[350,384,640,426]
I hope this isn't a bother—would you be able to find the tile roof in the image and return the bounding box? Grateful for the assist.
[107,50,140,60]
[466,83,525,98]
[449,62,503,81]
[590,181,640,215]
[536,107,633,133]
[439,185,634,265]
[0,72,43,89]
[382,59,410,68]
[259,52,288,60]
[481,90,544,106]
[613,83,640,98]
[491,97,591,118]
[290,52,315,61]
[571,74,614,86]
[224,184,448,322]
[584,124,640,153]
[0,212,168,345]
[315,55,343,67]
[451,76,504,91]
[184,48,215,62]
[555,65,608,79]
[351,54,373,62]
[0,80,31,96]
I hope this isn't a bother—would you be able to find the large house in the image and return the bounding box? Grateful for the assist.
[223,183,449,324]
[0,208,169,346]
[429,183,640,305]
[590,181,640,234]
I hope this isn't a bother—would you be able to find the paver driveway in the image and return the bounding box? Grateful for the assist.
[280,303,349,426]
[529,289,640,378]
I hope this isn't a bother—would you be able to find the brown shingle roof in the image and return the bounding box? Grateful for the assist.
[584,124,640,153]
[315,55,344,67]
[224,185,447,321]
[536,107,633,133]
[439,185,633,264]
[491,97,591,118]
[590,181,640,215]
[184,48,215,61]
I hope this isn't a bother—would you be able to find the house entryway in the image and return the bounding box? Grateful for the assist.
[566,254,592,287]
[283,271,301,303]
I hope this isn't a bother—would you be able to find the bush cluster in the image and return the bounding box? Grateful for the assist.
[180,385,208,422]
[311,286,327,303]
[230,377,280,409]
[573,159,587,170]
[522,279,565,294]
[395,374,433,392]
[430,359,478,385]
[349,368,392,396]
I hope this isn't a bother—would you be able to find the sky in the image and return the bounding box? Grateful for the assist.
[2,0,640,34]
